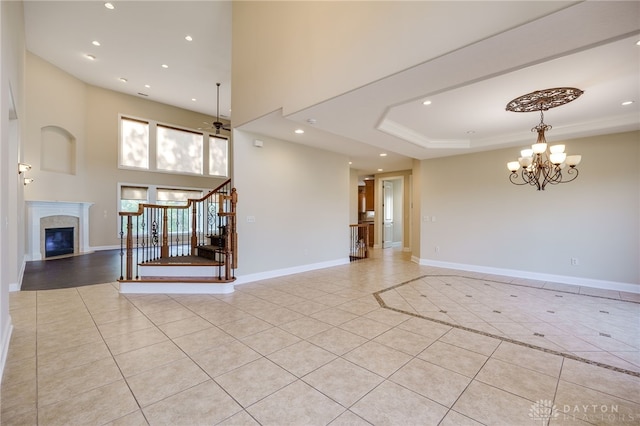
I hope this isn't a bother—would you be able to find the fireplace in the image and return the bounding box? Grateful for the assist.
[45,227,74,257]
[26,201,93,261]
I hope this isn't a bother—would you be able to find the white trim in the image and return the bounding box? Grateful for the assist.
[25,200,93,261]
[0,318,13,381]
[416,258,640,294]
[9,259,26,292]
[119,282,234,294]
[139,264,221,278]
[234,258,351,285]
[91,245,120,251]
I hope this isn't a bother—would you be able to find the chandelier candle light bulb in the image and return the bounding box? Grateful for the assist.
[505,87,583,191]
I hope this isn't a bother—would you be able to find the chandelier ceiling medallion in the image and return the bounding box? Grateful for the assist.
[506,87,584,191]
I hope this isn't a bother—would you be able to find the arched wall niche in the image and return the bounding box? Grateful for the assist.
[41,125,76,174]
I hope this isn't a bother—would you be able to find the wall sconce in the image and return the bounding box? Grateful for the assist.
[18,162,32,174]
[18,163,34,185]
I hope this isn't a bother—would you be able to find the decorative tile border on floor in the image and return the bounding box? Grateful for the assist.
[373,274,640,378]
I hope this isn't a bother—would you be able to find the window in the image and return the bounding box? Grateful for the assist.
[120,185,148,212]
[120,118,149,169]
[157,125,203,174]
[118,115,228,177]
[156,188,203,206]
[209,136,228,177]
[118,184,206,235]
[156,188,204,234]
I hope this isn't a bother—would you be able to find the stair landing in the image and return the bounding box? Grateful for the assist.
[119,254,235,294]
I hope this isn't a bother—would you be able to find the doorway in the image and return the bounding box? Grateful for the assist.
[381,177,404,249]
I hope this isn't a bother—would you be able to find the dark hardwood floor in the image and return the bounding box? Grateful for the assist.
[21,250,122,291]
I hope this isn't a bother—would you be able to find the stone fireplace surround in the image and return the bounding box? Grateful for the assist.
[26,201,93,261]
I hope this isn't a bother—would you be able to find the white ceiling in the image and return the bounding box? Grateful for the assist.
[24,1,232,119]
[23,1,640,176]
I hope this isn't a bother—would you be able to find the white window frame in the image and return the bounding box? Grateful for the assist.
[117,183,208,237]
[118,114,229,178]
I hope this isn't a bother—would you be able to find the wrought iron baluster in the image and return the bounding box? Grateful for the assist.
[119,215,124,280]
[135,215,140,279]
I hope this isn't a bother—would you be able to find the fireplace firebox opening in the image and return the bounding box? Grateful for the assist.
[45,227,74,258]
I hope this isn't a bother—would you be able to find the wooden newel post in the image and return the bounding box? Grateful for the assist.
[230,188,238,269]
[190,201,198,251]
[161,207,169,258]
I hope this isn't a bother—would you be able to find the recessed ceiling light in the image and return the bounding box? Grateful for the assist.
[92,40,101,47]
[379,153,387,157]
[294,129,304,134]
[144,84,150,88]
[104,2,114,10]
[621,100,634,106]
[348,161,353,165]
[636,40,640,46]
[85,54,96,60]
[161,64,169,69]
[377,168,383,172]
[422,100,432,106]
[119,77,127,83]
[191,98,197,102]
[185,35,193,42]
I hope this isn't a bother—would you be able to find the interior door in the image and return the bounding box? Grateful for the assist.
[383,181,393,248]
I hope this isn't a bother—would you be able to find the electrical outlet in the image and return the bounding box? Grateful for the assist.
[435,246,440,253]
[571,257,579,266]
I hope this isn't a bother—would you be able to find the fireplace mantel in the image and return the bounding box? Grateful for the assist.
[26,200,93,261]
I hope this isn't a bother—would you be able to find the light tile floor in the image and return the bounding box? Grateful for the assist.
[2,249,639,425]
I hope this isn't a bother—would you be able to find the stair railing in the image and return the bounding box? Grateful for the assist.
[349,224,369,261]
[119,179,237,281]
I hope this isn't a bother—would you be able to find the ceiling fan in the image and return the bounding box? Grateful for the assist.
[199,82,230,136]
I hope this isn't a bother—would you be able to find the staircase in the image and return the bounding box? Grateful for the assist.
[118,180,238,294]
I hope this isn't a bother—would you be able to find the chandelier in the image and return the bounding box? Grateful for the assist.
[506,87,583,191]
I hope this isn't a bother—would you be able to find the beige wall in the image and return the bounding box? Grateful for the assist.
[419,131,640,286]
[231,1,572,126]
[233,129,350,278]
[25,53,228,249]
[1,0,26,378]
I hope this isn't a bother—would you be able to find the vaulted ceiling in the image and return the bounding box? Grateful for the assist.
[24,1,640,175]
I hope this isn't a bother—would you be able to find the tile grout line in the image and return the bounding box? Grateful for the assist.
[375,276,640,378]
[161,293,267,425]
[76,286,149,425]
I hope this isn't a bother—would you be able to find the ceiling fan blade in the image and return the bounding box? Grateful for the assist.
[196,83,230,132]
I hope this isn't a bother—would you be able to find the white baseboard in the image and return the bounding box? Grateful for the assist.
[0,317,13,382]
[416,258,640,294]
[119,282,235,294]
[235,258,351,286]
[9,259,27,292]
[90,245,120,251]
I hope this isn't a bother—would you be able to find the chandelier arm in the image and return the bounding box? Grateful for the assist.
[531,158,545,190]
[562,166,579,183]
[509,171,531,186]
[540,161,559,189]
